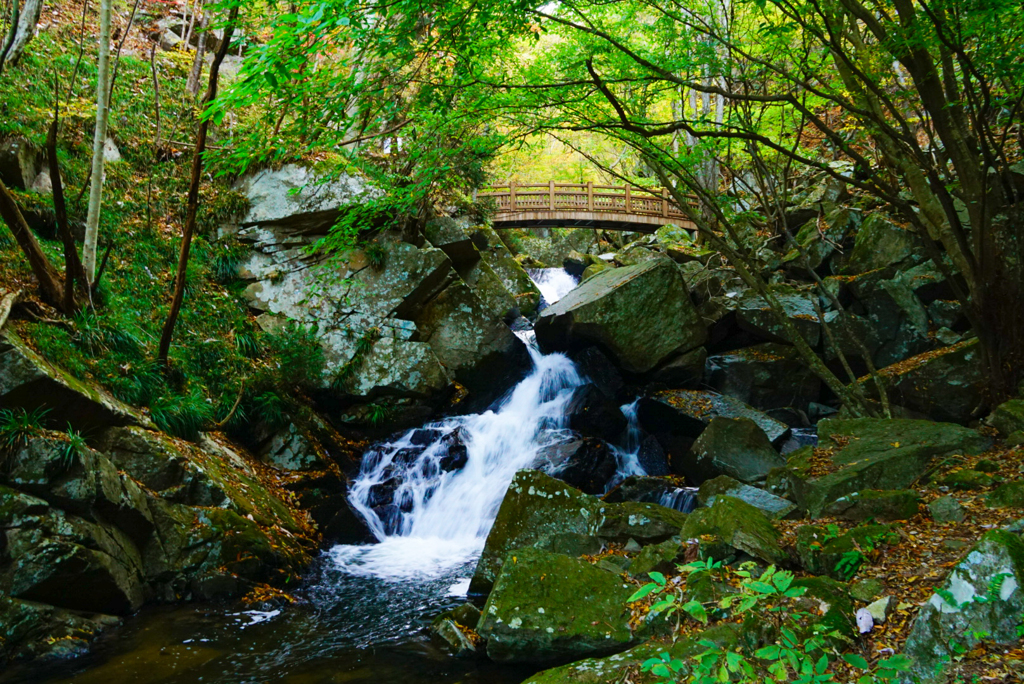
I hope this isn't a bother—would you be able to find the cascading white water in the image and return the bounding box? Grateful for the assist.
[607,400,646,488]
[331,347,587,579]
[528,268,579,306]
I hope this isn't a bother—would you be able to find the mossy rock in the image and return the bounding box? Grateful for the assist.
[988,399,1024,437]
[820,489,921,522]
[629,539,683,578]
[477,548,640,664]
[792,576,857,642]
[470,470,686,594]
[902,530,1024,684]
[697,475,799,520]
[794,523,896,580]
[782,418,990,517]
[680,495,784,564]
[937,469,998,491]
[689,417,785,484]
[987,481,1024,509]
[521,624,740,683]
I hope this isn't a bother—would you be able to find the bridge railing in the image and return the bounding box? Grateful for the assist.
[476,181,695,220]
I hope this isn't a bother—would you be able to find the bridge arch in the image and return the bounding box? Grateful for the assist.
[476,181,696,232]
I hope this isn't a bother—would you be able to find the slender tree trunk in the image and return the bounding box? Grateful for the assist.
[0,179,65,307]
[83,0,113,285]
[46,107,87,313]
[157,4,239,366]
[186,1,209,98]
[0,0,21,74]
[0,0,40,70]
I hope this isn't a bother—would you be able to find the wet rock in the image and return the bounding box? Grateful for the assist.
[258,422,331,472]
[820,489,921,522]
[988,399,1024,438]
[470,470,687,593]
[706,343,821,413]
[566,384,627,442]
[680,495,785,564]
[901,530,1024,684]
[776,418,990,517]
[469,226,542,315]
[535,258,707,375]
[687,417,785,485]
[603,476,694,510]
[545,437,619,495]
[0,595,120,664]
[477,548,638,664]
[872,339,986,424]
[0,331,145,432]
[414,279,530,403]
[637,390,790,473]
[696,475,799,520]
[568,347,623,399]
[629,538,683,578]
[521,624,741,684]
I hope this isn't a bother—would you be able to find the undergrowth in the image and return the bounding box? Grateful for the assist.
[0,30,322,442]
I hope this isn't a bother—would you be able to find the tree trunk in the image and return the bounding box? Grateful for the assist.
[0,0,41,69]
[186,1,209,98]
[157,4,239,366]
[83,0,113,285]
[46,112,87,313]
[0,179,65,307]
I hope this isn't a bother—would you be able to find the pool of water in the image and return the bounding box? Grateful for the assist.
[4,555,536,684]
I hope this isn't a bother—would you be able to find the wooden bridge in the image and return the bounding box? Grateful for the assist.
[476,182,696,231]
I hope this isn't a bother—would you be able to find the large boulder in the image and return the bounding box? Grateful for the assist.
[775,418,990,517]
[469,225,542,315]
[477,548,639,663]
[819,489,921,522]
[470,470,687,593]
[901,530,1024,684]
[734,285,829,347]
[0,138,45,190]
[687,417,785,485]
[988,399,1024,437]
[566,384,627,442]
[541,437,620,495]
[236,164,372,231]
[705,343,822,412]
[0,331,145,431]
[637,390,790,474]
[680,495,785,564]
[871,339,986,424]
[0,594,119,664]
[535,258,706,375]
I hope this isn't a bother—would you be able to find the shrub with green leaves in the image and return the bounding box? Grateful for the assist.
[628,560,914,684]
[0,407,50,453]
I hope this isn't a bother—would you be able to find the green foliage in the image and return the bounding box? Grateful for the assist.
[366,401,396,426]
[363,242,387,271]
[630,560,913,684]
[0,407,50,452]
[58,425,88,469]
[263,322,325,392]
[150,390,216,442]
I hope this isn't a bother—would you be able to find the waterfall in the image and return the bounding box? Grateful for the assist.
[528,268,579,308]
[606,400,646,489]
[332,347,587,579]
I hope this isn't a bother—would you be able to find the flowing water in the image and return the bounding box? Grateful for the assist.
[11,267,663,684]
[528,268,579,309]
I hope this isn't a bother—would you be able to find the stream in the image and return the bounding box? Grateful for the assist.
[3,269,651,684]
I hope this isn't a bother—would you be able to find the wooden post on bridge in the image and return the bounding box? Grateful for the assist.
[549,180,555,210]
[510,180,517,211]
[624,184,631,213]
[661,187,669,217]
[587,181,594,211]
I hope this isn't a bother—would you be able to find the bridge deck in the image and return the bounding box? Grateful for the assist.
[477,182,696,231]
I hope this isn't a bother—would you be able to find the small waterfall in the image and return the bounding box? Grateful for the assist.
[607,400,646,490]
[333,347,585,579]
[529,268,579,308]
[659,487,699,513]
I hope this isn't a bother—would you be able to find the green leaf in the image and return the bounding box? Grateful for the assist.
[682,599,709,624]
[755,644,782,660]
[842,654,869,670]
[649,571,667,586]
[628,583,659,602]
[880,654,913,671]
[815,654,828,674]
[773,572,794,592]
[749,580,777,594]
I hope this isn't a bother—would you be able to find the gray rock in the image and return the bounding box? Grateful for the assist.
[696,475,799,520]
[840,214,922,275]
[536,258,706,375]
[874,339,986,424]
[0,137,45,190]
[469,225,542,315]
[901,531,1024,683]
[688,417,785,484]
[988,399,1024,437]
[638,389,790,446]
[734,285,827,347]
[820,489,922,522]
[706,343,822,412]
[237,164,373,230]
[928,495,967,523]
